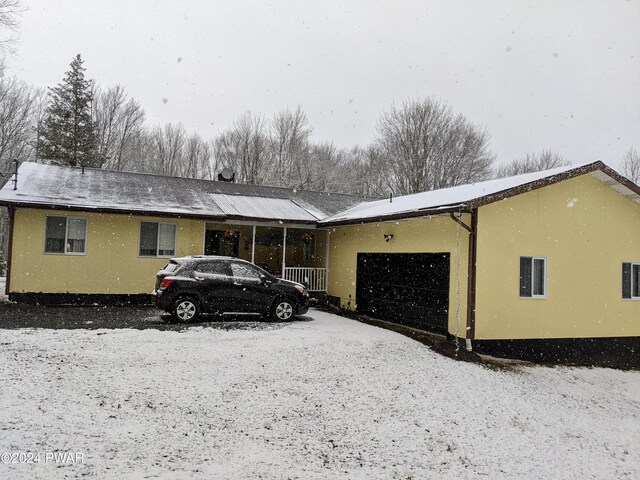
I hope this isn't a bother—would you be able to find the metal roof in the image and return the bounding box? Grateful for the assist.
[210,194,320,222]
[0,162,372,223]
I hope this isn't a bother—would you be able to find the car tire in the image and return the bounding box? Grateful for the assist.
[271,297,295,322]
[172,296,200,323]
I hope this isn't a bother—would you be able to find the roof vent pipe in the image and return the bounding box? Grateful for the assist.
[81,165,85,174]
[389,192,393,203]
[11,159,18,190]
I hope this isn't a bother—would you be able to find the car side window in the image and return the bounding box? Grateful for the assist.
[194,261,230,280]
[230,262,262,282]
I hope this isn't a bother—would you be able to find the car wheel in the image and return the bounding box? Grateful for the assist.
[271,298,295,322]
[172,297,199,323]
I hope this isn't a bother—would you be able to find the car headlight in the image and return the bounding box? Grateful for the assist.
[294,285,306,294]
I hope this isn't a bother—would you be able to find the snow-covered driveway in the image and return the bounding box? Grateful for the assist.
[1,309,638,479]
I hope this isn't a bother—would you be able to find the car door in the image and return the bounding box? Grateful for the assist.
[228,261,274,313]
[192,261,233,313]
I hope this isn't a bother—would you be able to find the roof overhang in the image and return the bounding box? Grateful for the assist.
[0,200,320,225]
[321,161,640,227]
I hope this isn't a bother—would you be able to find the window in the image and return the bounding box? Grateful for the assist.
[139,222,176,257]
[230,262,262,282]
[622,262,640,299]
[45,216,87,254]
[194,261,230,280]
[519,256,547,298]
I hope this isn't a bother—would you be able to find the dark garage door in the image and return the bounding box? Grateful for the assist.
[356,253,450,334]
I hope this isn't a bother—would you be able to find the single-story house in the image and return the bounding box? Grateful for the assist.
[0,160,638,364]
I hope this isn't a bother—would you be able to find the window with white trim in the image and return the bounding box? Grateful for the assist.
[139,222,176,257]
[519,256,547,298]
[45,216,87,254]
[622,262,640,299]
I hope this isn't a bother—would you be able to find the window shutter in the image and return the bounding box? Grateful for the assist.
[520,257,532,297]
[622,263,632,299]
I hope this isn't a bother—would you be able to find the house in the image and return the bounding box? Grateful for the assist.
[0,160,639,364]
[0,162,369,303]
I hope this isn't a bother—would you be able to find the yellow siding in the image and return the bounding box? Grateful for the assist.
[327,215,470,336]
[476,174,640,339]
[10,209,204,295]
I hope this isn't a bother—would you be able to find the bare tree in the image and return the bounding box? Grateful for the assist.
[94,85,145,171]
[215,111,270,184]
[184,133,215,179]
[375,97,495,195]
[343,145,391,196]
[621,147,640,184]
[150,123,186,176]
[268,106,312,186]
[0,76,37,161]
[0,0,23,54]
[495,149,570,178]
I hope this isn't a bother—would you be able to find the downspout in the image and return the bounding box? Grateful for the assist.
[5,206,15,297]
[449,209,478,352]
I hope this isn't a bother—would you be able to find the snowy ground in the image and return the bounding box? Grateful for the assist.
[0,309,639,479]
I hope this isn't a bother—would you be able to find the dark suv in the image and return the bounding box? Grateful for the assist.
[153,256,310,322]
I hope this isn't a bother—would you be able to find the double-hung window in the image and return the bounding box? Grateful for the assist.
[139,222,176,257]
[519,256,547,298]
[622,262,640,300]
[44,216,87,254]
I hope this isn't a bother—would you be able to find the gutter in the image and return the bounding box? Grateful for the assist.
[0,201,318,226]
[5,206,14,296]
[449,209,478,352]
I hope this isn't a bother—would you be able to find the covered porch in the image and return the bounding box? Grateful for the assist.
[204,222,329,292]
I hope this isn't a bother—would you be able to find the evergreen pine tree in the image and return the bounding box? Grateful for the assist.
[39,54,102,167]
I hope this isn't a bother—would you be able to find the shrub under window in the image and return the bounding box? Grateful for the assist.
[520,256,546,298]
[45,216,87,254]
[140,222,176,256]
[622,262,640,299]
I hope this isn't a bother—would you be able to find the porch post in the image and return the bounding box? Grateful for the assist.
[251,225,256,264]
[325,229,330,292]
[282,226,287,277]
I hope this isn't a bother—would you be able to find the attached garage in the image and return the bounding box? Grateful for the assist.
[356,253,450,334]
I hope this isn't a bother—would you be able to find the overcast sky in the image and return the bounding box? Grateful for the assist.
[5,0,640,168]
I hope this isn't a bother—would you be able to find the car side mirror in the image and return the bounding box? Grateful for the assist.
[260,274,272,284]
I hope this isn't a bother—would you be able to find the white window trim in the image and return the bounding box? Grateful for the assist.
[139,221,177,258]
[43,215,88,256]
[631,262,640,300]
[520,255,547,300]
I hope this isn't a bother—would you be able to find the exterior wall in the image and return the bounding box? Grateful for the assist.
[10,208,205,295]
[475,174,640,340]
[326,215,470,335]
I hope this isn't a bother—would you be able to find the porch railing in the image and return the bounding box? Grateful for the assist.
[283,267,328,292]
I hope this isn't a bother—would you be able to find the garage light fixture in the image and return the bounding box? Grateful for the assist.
[384,234,394,242]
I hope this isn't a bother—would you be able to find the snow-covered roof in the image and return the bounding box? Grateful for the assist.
[320,161,640,225]
[0,162,369,223]
[2,161,637,227]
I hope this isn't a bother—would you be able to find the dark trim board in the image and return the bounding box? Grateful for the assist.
[470,336,640,369]
[9,292,153,306]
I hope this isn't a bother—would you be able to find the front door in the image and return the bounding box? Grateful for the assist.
[205,230,240,257]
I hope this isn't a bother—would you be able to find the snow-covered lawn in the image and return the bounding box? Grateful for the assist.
[1,310,639,479]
